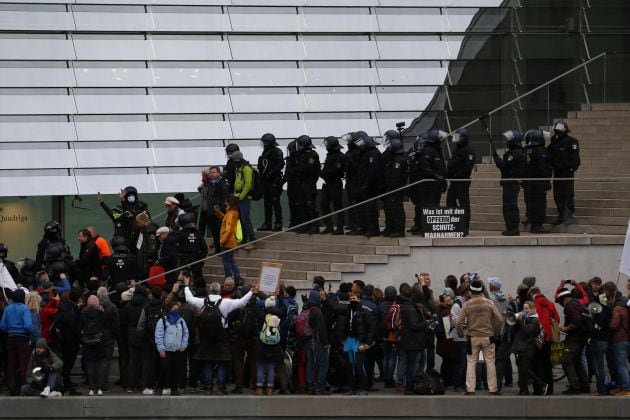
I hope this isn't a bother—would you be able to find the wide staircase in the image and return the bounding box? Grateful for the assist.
[204,103,629,294]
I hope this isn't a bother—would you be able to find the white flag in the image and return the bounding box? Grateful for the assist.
[620,219,630,277]
[0,262,17,291]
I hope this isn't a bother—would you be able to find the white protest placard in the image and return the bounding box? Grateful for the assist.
[0,262,18,291]
[259,262,283,294]
[620,219,630,277]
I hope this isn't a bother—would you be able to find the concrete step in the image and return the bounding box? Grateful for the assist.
[237,248,355,263]
[587,103,630,111]
[257,231,400,246]
[204,265,345,281]
[253,239,380,255]
[205,255,331,272]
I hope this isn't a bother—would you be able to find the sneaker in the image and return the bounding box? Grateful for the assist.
[40,386,51,398]
[343,390,357,396]
[358,390,368,396]
[488,391,502,396]
[97,389,103,396]
[162,388,171,395]
[615,390,630,397]
[49,391,62,398]
[88,390,95,396]
[142,388,154,395]
[126,388,134,394]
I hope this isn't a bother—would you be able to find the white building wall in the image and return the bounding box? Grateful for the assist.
[0,0,503,196]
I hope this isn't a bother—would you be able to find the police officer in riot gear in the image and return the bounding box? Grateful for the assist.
[35,221,71,270]
[343,132,362,234]
[293,135,321,234]
[224,143,240,194]
[493,130,526,236]
[446,128,476,236]
[380,130,400,236]
[257,133,285,232]
[355,134,382,237]
[284,140,299,228]
[383,139,408,237]
[102,236,137,291]
[524,130,553,234]
[320,136,346,235]
[0,243,21,284]
[407,130,447,235]
[175,213,208,289]
[547,120,580,225]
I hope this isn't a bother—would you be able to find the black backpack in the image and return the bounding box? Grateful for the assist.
[199,297,225,338]
[230,304,257,339]
[249,165,263,201]
[413,370,445,395]
[82,314,104,346]
[145,303,165,341]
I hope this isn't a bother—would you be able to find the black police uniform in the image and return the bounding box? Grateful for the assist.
[175,226,208,289]
[524,143,553,233]
[258,145,285,231]
[320,147,347,234]
[293,147,321,233]
[356,146,381,236]
[157,233,179,289]
[494,146,526,234]
[548,134,580,224]
[408,145,446,234]
[284,141,299,228]
[344,142,362,233]
[446,145,476,235]
[35,234,69,271]
[102,248,137,290]
[379,147,394,235]
[383,153,408,237]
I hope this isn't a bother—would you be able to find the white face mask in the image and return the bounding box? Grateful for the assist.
[452,133,462,143]
[553,122,567,132]
[127,195,136,204]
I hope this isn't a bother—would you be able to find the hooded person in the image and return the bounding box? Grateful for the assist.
[97,287,120,391]
[488,277,509,315]
[305,289,329,395]
[20,338,63,397]
[121,284,149,393]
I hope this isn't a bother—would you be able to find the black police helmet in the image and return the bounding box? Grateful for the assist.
[390,139,405,154]
[261,133,277,146]
[20,258,36,276]
[296,135,312,149]
[323,136,342,151]
[384,130,400,142]
[177,213,195,228]
[44,221,61,235]
[0,243,6,256]
[48,260,67,276]
[287,140,297,154]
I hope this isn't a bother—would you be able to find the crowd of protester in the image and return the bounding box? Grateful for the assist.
[1,226,629,398]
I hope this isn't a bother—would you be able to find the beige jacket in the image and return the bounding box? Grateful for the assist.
[456,294,504,338]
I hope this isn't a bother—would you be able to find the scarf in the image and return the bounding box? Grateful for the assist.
[167,310,181,325]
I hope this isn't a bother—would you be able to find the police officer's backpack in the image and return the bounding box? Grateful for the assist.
[249,165,263,201]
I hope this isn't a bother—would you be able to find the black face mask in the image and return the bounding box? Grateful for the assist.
[350,300,361,309]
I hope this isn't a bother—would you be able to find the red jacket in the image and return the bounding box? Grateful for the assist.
[554,283,589,305]
[533,293,560,342]
[40,298,60,344]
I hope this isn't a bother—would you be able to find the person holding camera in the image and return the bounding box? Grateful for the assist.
[341,292,375,395]
[399,284,431,395]
[20,338,63,397]
[511,301,548,395]
[455,280,503,395]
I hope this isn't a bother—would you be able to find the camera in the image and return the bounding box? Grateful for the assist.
[396,121,406,129]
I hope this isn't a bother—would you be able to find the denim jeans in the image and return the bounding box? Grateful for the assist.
[592,339,610,395]
[612,341,630,390]
[239,199,256,243]
[396,349,407,387]
[453,341,468,389]
[256,361,275,387]
[404,350,421,392]
[306,340,329,392]
[203,361,227,388]
[221,247,241,281]
[382,342,398,385]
